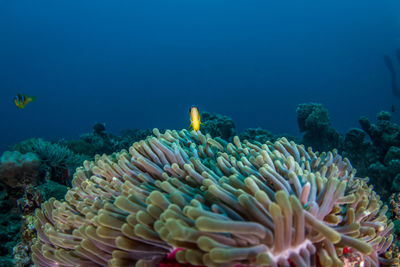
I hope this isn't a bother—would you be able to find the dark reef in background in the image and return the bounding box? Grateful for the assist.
[349,111,400,196]
[0,105,400,265]
[200,111,236,141]
[296,103,341,152]
[296,102,400,199]
[60,124,155,157]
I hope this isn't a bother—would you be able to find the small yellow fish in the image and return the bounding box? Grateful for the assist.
[189,105,203,131]
[14,94,36,109]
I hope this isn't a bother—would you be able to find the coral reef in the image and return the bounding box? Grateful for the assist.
[343,111,400,198]
[116,129,156,152]
[0,125,160,265]
[72,128,119,156]
[62,123,156,157]
[0,186,21,266]
[201,111,236,141]
[11,138,87,185]
[341,128,372,172]
[359,111,400,159]
[0,150,41,235]
[9,181,69,267]
[293,103,400,199]
[32,129,395,266]
[0,108,397,266]
[239,128,276,144]
[0,151,40,190]
[296,103,341,153]
[13,186,43,267]
[37,180,68,201]
[0,149,67,266]
[390,193,400,221]
[239,128,299,145]
[389,193,400,263]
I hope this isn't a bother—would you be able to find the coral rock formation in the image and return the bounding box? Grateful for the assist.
[344,111,400,197]
[0,151,40,189]
[11,138,87,185]
[296,103,341,153]
[201,112,236,141]
[32,129,396,266]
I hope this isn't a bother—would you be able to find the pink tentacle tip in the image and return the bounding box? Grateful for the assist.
[167,248,183,260]
[158,248,205,267]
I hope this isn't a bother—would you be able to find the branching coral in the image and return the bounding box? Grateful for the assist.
[32,129,396,267]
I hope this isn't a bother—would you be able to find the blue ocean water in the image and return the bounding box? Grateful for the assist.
[0,0,399,153]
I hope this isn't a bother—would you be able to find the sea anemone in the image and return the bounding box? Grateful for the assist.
[32,129,396,266]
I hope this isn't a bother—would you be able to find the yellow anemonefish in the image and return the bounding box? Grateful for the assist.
[189,105,203,131]
[14,94,36,109]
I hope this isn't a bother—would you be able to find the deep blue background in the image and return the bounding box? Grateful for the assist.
[1,0,400,153]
